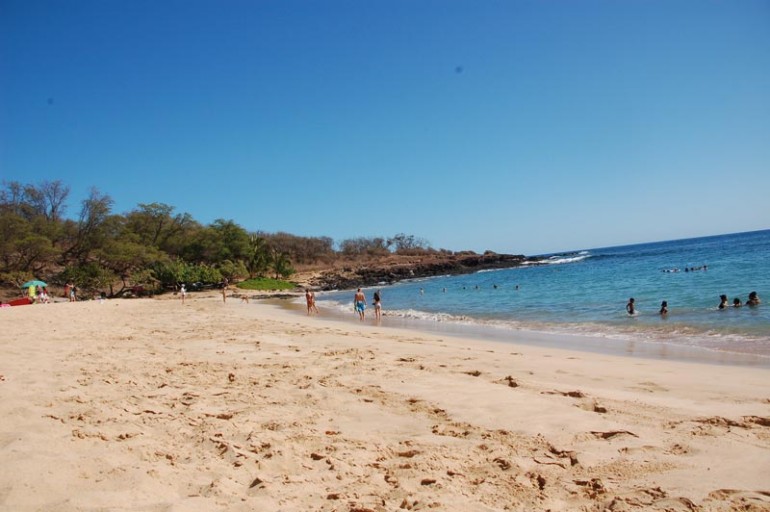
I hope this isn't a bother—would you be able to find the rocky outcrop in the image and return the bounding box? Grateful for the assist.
[306,252,540,290]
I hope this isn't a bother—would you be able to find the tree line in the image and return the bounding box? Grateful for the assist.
[0,180,433,296]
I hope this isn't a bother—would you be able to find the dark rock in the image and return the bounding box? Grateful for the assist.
[308,253,542,291]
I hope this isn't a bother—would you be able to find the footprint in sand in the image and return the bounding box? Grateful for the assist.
[707,489,770,507]
[629,381,669,393]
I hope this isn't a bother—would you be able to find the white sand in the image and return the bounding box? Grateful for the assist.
[1,296,769,511]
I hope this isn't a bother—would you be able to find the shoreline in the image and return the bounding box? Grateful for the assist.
[288,296,770,369]
[2,296,769,511]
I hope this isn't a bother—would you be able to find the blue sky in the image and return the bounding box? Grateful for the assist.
[2,0,768,255]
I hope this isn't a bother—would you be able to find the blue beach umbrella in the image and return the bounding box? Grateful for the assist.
[21,280,47,289]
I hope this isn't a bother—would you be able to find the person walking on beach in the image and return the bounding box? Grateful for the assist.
[659,301,668,316]
[306,289,316,315]
[180,283,187,304]
[373,289,382,322]
[354,288,367,321]
[222,278,228,303]
[626,298,635,316]
[311,291,319,314]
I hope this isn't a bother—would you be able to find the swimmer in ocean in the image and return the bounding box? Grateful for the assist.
[718,294,728,310]
[626,298,635,315]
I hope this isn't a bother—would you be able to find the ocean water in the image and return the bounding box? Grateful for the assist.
[315,230,770,363]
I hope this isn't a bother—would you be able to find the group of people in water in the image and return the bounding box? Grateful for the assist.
[662,265,708,273]
[626,291,761,316]
[305,287,383,322]
[718,291,761,310]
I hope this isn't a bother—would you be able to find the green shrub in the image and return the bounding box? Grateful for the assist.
[236,277,296,291]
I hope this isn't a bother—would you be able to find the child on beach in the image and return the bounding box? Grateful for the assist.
[626,298,635,315]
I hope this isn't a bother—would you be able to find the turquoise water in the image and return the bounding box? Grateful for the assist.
[317,230,770,359]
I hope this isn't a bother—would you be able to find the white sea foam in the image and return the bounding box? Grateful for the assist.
[313,295,769,363]
[544,253,591,265]
[312,230,770,363]
[476,268,506,274]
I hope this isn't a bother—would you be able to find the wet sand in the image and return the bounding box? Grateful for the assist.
[297,297,770,369]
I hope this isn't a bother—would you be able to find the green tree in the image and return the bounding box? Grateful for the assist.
[246,235,271,278]
[0,211,58,273]
[271,250,294,279]
[94,221,164,294]
[218,259,248,281]
[210,219,250,262]
[59,262,117,295]
[124,202,198,254]
[181,219,249,265]
[65,188,114,263]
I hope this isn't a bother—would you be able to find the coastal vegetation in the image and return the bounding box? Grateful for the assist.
[0,180,470,297]
[236,278,296,291]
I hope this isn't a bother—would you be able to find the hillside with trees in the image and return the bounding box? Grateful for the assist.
[1,180,535,299]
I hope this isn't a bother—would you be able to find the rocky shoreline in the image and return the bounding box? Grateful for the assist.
[301,252,541,291]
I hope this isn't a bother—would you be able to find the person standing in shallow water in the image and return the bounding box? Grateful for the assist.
[354,288,366,321]
[305,289,314,315]
[626,298,635,315]
[311,291,319,314]
[373,289,382,322]
[306,289,319,315]
[746,291,761,306]
[659,301,668,316]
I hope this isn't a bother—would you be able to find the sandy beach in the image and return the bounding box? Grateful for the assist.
[1,295,769,512]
